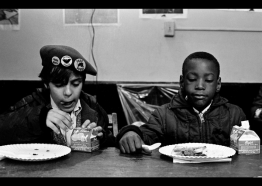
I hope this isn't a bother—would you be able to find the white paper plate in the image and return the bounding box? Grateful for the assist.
[159,143,236,161]
[0,143,71,161]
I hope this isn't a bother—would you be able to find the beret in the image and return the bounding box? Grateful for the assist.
[40,45,97,76]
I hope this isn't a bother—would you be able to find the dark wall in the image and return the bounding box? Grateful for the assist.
[81,83,127,130]
[219,83,261,119]
[0,81,261,136]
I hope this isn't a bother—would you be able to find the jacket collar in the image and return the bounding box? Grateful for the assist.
[168,89,228,109]
[80,98,98,123]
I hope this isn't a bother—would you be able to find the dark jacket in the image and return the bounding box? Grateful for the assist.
[116,90,246,147]
[0,88,115,147]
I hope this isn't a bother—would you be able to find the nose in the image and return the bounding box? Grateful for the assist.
[195,79,205,90]
[63,84,72,97]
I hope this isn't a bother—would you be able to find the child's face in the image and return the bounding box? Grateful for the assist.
[48,73,83,113]
[180,58,221,111]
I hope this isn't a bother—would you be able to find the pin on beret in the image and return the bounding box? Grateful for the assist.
[40,45,97,76]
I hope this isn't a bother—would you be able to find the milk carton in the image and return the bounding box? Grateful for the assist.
[70,127,99,152]
[230,120,260,154]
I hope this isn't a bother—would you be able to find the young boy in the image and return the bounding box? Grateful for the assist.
[0,45,115,147]
[116,51,246,154]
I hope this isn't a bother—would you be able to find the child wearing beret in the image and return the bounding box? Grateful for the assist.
[116,51,247,154]
[0,45,115,148]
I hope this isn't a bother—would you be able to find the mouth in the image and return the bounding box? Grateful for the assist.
[60,101,75,108]
[193,94,206,100]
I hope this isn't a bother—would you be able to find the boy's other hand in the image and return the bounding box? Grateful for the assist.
[46,108,73,134]
[119,131,143,154]
[82,119,103,138]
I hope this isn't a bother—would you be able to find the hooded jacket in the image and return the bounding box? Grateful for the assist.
[116,90,246,147]
[0,88,115,147]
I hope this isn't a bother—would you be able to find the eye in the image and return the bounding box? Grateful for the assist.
[72,82,80,87]
[205,79,214,83]
[53,83,64,88]
[71,80,82,87]
[188,78,196,82]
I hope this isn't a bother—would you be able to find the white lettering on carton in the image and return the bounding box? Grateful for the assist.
[244,141,254,145]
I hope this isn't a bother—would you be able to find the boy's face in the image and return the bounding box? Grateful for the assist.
[48,73,83,113]
[180,58,221,111]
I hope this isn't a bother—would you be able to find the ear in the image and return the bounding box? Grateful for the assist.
[216,77,221,92]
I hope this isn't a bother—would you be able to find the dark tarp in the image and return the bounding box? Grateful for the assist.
[117,84,180,126]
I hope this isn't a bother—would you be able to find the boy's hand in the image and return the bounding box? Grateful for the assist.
[81,119,103,137]
[46,108,73,134]
[119,131,144,154]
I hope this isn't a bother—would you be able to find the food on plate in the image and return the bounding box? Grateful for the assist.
[171,145,207,156]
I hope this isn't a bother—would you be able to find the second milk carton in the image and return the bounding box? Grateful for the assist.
[230,120,260,154]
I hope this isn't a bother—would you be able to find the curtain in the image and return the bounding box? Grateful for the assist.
[117,84,180,125]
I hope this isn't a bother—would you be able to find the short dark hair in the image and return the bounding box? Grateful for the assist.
[39,65,86,85]
[182,51,220,78]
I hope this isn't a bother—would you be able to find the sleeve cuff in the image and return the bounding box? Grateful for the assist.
[115,125,143,148]
[254,108,262,118]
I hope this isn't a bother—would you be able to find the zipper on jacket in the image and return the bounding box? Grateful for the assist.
[199,113,205,123]
[193,103,211,143]
[199,113,208,143]
[196,112,205,142]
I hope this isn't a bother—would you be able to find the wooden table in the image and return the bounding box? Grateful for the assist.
[0,146,262,177]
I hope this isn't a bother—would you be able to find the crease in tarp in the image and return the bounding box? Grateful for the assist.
[117,84,180,126]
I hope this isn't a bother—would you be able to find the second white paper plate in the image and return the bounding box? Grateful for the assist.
[159,143,236,161]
